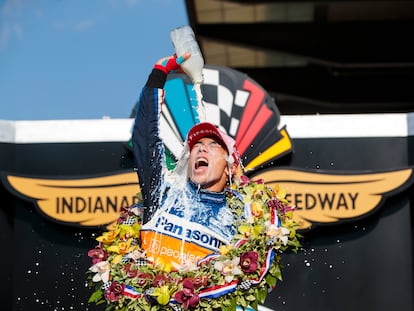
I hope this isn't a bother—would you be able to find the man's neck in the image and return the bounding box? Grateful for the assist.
[188,180,226,195]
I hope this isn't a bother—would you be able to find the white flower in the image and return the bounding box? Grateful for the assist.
[214,257,242,282]
[172,259,199,273]
[266,223,290,246]
[89,261,110,283]
[246,215,255,224]
[127,249,146,261]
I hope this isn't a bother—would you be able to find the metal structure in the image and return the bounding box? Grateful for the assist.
[185,0,414,114]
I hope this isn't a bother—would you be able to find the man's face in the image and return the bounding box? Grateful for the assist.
[188,137,229,192]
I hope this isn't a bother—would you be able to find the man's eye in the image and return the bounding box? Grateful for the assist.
[209,141,220,147]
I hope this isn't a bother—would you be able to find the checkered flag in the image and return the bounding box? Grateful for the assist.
[201,67,249,138]
[164,64,286,171]
[163,66,250,157]
[239,280,252,290]
[122,217,137,225]
[169,303,182,311]
[136,258,149,266]
[102,281,112,290]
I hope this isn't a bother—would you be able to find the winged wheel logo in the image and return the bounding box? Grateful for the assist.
[2,167,412,230]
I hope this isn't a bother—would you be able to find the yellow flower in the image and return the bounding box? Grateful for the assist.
[252,184,264,199]
[154,257,172,273]
[219,244,233,255]
[151,285,171,305]
[238,224,253,238]
[96,228,120,245]
[251,201,264,217]
[111,254,123,264]
[119,224,140,240]
[276,188,287,200]
[253,224,264,236]
[272,184,289,203]
[238,223,262,239]
[266,185,276,198]
[107,238,134,255]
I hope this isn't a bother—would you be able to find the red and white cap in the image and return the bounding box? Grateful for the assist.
[186,122,240,166]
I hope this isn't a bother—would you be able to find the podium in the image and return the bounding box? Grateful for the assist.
[0,114,412,311]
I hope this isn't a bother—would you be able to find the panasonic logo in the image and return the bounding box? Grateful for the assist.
[154,215,225,249]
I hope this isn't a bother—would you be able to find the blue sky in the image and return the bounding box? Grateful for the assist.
[0,0,188,121]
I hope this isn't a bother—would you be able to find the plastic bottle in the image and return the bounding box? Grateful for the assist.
[170,26,204,84]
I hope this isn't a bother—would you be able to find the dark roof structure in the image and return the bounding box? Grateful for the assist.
[185,0,414,114]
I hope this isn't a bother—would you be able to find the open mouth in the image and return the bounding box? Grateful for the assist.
[195,158,208,170]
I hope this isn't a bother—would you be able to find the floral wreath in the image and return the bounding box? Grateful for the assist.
[87,175,301,311]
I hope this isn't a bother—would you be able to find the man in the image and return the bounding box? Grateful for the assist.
[132,54,244,269]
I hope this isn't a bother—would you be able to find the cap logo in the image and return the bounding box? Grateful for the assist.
[189,129,218,142]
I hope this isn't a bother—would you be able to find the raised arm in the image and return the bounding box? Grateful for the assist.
[132,54,189,223]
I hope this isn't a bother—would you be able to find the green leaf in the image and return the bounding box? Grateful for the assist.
[257,287,267,304]
[88,289,103,303]
[246,295,256,301]
[238,295,247,308]
[250,299,259,311]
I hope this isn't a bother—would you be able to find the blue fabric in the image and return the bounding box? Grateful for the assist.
[132,73,243,241]
[132,86,164,223]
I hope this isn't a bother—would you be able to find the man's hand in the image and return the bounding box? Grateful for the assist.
[154,53,191,74]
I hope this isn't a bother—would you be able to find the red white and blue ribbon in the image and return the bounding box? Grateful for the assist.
[250,249,275,285]
[198,280,239,299]
[197,252,220,266]
[122,285,142,299]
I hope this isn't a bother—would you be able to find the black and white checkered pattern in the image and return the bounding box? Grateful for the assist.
[239,280,252,290]
[136,258,149,266]
[201,66,249,138]
[102,281,112,290]
[163,66,249,154]
[122,217,137,225]
[169,303,182,311]
[156,65,284,169]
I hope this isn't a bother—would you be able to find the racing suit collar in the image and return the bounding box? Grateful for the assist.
[187,180,227,203]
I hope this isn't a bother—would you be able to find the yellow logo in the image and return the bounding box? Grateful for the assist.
[2,167,413,230]
[3,171,139,227]
[253,167,413,230]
